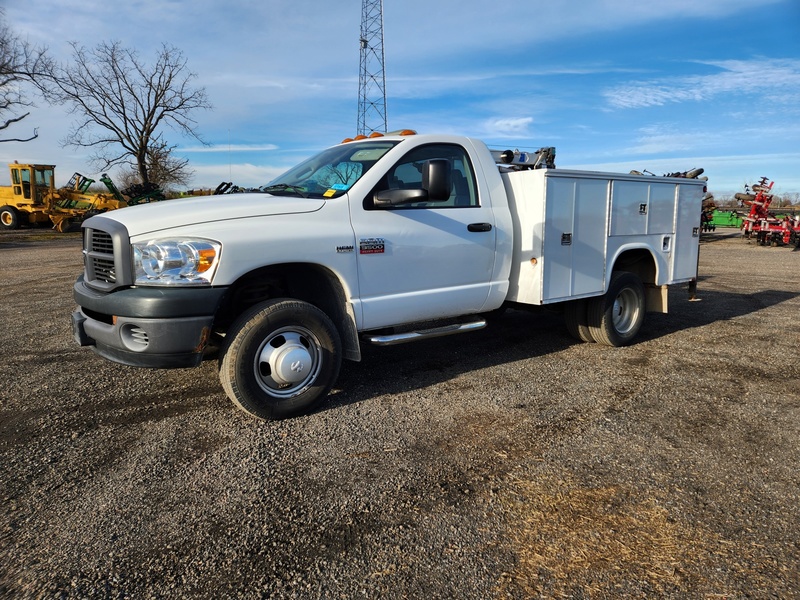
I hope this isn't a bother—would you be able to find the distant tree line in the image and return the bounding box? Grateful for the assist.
[0,9,210,190]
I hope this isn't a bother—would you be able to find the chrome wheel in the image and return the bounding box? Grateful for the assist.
[588,272,646,347]
[611,287,642,337]
[220,299,342,420]
[254,326,323,399]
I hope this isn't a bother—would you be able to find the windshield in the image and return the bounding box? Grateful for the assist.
[263,140,399,199]
[35,168,54,187]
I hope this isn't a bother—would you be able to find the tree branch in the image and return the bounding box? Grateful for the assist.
[35,40,210,185]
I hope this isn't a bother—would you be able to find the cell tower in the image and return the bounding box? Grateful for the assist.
[357,0,387,136]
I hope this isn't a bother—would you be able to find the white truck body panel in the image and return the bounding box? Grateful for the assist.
[502,168,702,306]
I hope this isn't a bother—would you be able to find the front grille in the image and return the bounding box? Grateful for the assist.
[82,219,131,291]
[90,229,116,283]
[91,229,114,254]
[85,229,117,284]
[91,257,116,283]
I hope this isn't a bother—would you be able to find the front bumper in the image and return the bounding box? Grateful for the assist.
[72,276,227,369]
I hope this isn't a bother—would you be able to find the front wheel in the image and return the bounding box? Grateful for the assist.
[588,272,646,347]
[0,206,20,230]
[219,299,342,420]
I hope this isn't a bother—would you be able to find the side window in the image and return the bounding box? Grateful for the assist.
[11,168,22,197]
[20,168,32,199]
[369,143,478,209]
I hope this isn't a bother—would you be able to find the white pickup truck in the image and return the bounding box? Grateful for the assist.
[72,132,704,419]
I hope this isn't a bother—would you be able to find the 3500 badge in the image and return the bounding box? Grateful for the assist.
[359,238,385,254]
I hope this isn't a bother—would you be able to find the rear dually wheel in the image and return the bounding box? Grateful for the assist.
[564,298,595,343]
[588,272,646,347]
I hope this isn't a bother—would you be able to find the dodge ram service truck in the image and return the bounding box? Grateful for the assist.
[72,131,705,420]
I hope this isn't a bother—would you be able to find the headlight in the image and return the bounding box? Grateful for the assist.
[132,239,221,286]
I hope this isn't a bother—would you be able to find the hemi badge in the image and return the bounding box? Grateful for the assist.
[336,245,354,253]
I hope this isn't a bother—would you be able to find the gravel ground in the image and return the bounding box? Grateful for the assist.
[1,228,798,599]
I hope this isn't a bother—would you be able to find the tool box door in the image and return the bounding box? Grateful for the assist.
[672,183,702,281]
[541,175,609,301]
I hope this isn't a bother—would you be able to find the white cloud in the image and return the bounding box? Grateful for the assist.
[482,117,535,139]
[622,124,714,155]
[604,85,706,109]
[604,58,800,109]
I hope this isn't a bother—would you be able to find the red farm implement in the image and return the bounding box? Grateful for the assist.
[737,177,800,247]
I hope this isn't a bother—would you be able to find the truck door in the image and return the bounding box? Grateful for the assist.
[350,143,497,330]
[11,167,32,199]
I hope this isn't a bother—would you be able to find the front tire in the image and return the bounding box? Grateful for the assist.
[219,299,342,420]
[0,206,20,230]
[588,272,646,347]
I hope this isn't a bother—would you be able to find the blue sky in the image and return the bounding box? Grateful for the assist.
[4,0,799,196]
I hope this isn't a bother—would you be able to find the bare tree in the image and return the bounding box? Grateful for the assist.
[116,139,192,193]
[143,139,193,189]
[36,40,210,185]
[0,10,49,143]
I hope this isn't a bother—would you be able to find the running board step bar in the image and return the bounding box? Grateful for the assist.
[364,318,487,346]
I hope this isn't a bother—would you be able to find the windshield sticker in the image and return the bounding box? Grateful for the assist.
[324,189,336,198]
[331,184,349,190]
[359,238,385,254]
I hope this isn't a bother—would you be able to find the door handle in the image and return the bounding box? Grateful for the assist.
[467,222,492,232]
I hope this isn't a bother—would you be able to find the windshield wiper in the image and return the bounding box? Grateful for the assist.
[261,184,308,198]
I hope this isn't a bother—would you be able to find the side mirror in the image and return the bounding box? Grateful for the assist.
[423,159,451,201]
[374,159,452,207]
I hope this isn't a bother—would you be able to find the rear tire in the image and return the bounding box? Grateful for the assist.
[564,299,594,343]
[219,299,342,420]
[0,206,19,230]
[588,272,646,347]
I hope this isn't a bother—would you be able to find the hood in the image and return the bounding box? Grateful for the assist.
[99,193,326,237]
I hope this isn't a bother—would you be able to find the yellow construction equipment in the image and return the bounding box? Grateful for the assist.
[0,163,161,232]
